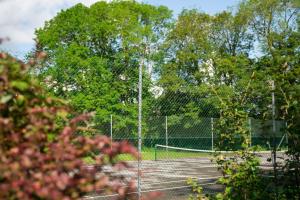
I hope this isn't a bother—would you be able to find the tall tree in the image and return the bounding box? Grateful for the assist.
[245,0,300,197]
[157,8,254,117]
[34,1,172,137]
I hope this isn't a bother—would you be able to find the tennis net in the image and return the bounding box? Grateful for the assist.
[155,144,220,161]
[154,144,287,165]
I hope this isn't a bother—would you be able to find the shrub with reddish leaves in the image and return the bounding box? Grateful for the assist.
[0,52,139,200]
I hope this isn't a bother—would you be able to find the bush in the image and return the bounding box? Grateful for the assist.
[0,52,139,199]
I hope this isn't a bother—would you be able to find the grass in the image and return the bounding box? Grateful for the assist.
[84,148,214,164]
[83,145,286,164]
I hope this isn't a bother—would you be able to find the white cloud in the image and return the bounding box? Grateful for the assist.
[0,0,101,58]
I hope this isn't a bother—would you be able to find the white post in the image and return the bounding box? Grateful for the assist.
[249,118,252,147]
[137,54,144,200]
[271,80,278,198]
[271,81,276,156]
[211,118,214,151]
[110,114,113,149]
[277,133,286,150]
[285,121,288,151]
[165,116,168,147]
[272,81,276,142]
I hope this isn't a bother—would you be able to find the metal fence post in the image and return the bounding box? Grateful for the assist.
[271,80,279,199]
[155,144,157,161]
[272,81,276,143]
[165,116,168,147]
[137,55,143,200]
[110,114,113,150]
[277,133,286,150]
[271,81,277,159]
[249,118,252,147]
[211,118,214,151]
[285,121,288,151]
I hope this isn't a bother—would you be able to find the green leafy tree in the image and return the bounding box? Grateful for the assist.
[211,74,268,200]
[212,0,300,199]
[34,1,172,138]
[0,52,141,199]
[157,8,254,118]
[158,0,299,199]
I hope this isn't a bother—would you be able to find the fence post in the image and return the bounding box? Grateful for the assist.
[271,81,277,163]
[110,114,113,149]
[277,133,286,150]
[137,54,144,200]
[285,121,288,151]
[165,116,168,148]
[155,144,157,161]
[211,118,214,151]
[271,80,279,199]
[249,118,252,147]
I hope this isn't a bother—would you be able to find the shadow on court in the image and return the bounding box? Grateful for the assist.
[85,152,285,199]
[86,158,223,200]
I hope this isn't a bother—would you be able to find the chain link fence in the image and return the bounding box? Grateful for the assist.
[94,114,287,199]
[50,56,288,199]
[45,53,288,199]
[105,115,287,151]
[80,58,288,199]
[31,1,300,198]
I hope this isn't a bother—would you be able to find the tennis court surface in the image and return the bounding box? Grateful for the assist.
[85,145,285,200]
[86,158,222,200]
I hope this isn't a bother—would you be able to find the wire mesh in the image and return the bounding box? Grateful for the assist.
[33,2,294,199]
[104,113,287,199]
[44,55,288,199]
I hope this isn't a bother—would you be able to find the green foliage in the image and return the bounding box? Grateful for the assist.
[156,0,299,198]
[212,0,299,199]
[187,178,209,200]
[215,152,264,200]
[34,1,173,136]
[0,52,141,199]
[210,71,266,199]
[156,6,256,118]
[30,0,300,199]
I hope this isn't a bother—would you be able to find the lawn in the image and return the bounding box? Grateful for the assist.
[84,148,214,164]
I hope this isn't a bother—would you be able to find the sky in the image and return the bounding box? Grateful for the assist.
[0,0,239,59]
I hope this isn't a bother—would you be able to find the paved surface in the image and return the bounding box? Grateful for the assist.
[86,152,286,200]
[137,158,221,190]
[138,158,223,200]
[87,157,222,200]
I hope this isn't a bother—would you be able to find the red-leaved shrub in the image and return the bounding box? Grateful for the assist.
[0,52,140,200]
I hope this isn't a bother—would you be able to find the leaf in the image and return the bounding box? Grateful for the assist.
[11,81,29,91]
[1,94,13,103]
[16,95,25,106]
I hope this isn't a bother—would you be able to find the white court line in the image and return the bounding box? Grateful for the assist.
[83,178,218,198]
[84,182,217,199]
[136,160,214,165]
[142,170,220,176]
[142,165,218,171]
[207,170,218,173]
[142,176,222,186]
[259,166,276,169]
[146,174,217,179]
[143,172,218,177]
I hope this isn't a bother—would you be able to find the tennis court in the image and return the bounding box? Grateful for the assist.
[135,158,222,200]
[85,145,284,200]
[86,158,221,200]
